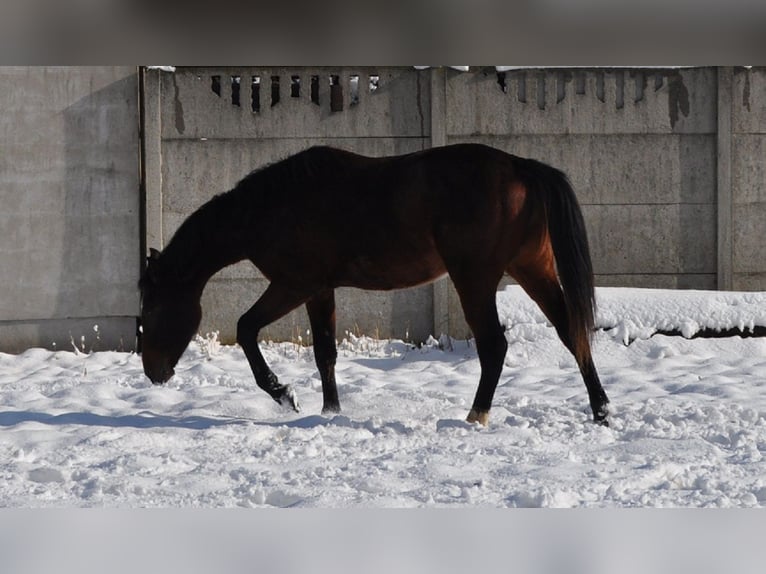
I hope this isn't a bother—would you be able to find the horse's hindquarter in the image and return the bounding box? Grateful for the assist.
[331,146,527,290]
[425,146,532,272]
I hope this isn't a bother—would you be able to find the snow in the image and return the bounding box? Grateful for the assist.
[1,286,765,508]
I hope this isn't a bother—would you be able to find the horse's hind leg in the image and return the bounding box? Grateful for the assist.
[510,265,610,425]
[237,283,311,412]
[306,289,340,414]
[451,275,508,426]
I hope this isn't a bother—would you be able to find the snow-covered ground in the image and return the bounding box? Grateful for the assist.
[1,286,765,508]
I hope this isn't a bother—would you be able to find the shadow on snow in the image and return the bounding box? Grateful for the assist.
[0,410,249,430]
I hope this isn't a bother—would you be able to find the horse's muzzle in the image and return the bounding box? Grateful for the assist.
[143,361,175,385]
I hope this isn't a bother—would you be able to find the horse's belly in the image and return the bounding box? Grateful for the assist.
[337,252,447,291]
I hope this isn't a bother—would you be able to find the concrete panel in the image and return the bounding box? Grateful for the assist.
[594,274,717,290]
[729,68,766,291]
[732,203,766,275]
[0,212,139,319]
[446,68,716,136]
[0,318,137,355]
[0,67,140,351]
[584,204,716,276]
[159,67,430,140]
[450,134,716,206]
[732,134,766,204]
[733,67,766,134]
[733,273,766,291]
[337,286,433,343]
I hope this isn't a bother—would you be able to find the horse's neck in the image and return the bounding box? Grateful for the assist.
[186,245,244,295]
[163,194,248,294]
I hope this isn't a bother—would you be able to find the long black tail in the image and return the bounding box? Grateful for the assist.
[517,157,596,363]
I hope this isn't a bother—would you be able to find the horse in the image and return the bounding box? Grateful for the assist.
[139,143,610,426]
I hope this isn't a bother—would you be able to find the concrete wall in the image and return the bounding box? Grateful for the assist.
[2,66,763,352]
[144,66,766,344]
[0,67,140,352]
[730,68,766,290]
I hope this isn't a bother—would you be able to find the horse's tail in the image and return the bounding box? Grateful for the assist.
[518,157,596,363]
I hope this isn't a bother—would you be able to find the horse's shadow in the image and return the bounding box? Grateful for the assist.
[0,410,248,430]
[0,411,414,434]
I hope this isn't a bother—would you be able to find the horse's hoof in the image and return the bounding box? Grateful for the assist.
[466,409,489,426]
[276,385,301,413]
[594,403,610,427]
[321,404,341,415]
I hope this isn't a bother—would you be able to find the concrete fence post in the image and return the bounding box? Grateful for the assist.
[142,67,164,252]
[717,66,733,290]
[431,68,451,339]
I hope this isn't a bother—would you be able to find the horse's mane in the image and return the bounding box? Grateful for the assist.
[141,192,236,288]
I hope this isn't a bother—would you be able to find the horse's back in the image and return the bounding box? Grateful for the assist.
[245,143,534,290]
[304,143,518,181]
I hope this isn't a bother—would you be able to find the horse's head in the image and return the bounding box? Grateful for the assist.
[139,248,202,384]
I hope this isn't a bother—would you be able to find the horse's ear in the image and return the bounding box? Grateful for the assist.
[144,248,163,285]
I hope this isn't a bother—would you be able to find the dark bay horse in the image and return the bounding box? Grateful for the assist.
[139,144,610,426]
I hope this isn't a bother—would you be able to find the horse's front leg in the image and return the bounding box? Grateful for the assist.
[237,284,309,412]
[306,290,340,414]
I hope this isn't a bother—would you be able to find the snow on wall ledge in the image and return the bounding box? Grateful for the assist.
[497,286,766,345]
